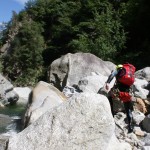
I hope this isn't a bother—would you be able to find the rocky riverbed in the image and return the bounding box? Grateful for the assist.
[1,53,150,150]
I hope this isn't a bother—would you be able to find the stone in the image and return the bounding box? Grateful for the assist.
[135,67,150,81]
[142,114,150,133]
[23,81,66,128]
[8,93,131,150]
[48,53,115,90]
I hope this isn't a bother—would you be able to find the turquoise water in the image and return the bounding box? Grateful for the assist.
[0,104,26,117]
[0,104,26,134]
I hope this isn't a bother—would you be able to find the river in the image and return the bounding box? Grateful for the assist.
[0,103,26,136]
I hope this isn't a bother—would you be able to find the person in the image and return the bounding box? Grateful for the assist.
[105,64,135,132]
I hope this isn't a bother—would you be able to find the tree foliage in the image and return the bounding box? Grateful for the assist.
[1,0,149,85]
[2,19,45,86]
[118,0,150,68]
[69,2,126,60]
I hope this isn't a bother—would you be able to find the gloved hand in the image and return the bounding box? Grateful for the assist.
[105,83,109,91]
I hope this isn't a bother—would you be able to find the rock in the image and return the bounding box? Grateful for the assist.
[0,102,5,108]
[114,112,127,130]
[132,110,145,125]
[144,99,150,114]
[134,127,146,137]
[141,114,150,133]
[144,99,150,105]
[0,135,9,150]
[142,133,150,146]
[133,78,149,99]
[14,87,31,100]
[127,133,140,147]
[135,67,150,81]
[144,82,150,93]
[141,146,150,150]
[14,87,32,105]
[8,93,131,150]
[23,81,66,128]
[48,53,115,90]
[5,90,19,105]
[77,73,115,94]
[62,85,79,98]
[0,74,19,105]
[134,98,147,114]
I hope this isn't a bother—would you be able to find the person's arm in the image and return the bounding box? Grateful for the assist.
[105,70,118,90]
[106,70,118,83]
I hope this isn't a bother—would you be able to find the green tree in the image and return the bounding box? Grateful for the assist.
[3,20,45,86]
[119,0,150,68]
[69,1,126,61]
[1,0,127,85]
[25,0,126,63]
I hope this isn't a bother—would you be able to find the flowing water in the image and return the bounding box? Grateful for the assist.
[0,104,26,136]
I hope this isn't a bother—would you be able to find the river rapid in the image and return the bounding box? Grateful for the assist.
[0,103,26,136]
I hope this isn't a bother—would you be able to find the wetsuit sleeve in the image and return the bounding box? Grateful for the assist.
[106,70,118,83]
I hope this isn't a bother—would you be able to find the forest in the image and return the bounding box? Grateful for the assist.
[0,0,150,86]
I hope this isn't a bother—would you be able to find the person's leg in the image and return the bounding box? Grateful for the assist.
[124,101,133,132]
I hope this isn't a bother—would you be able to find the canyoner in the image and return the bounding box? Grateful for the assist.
[105,63,136,133]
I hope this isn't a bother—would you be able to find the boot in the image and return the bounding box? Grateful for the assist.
[128,124,133,133]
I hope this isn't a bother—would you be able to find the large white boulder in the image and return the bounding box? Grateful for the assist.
[23,81,67,128]
[8,93,131,150]
[48,53,115,90]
